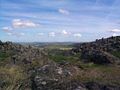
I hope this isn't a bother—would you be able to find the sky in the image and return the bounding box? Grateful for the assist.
[0,0,120,42]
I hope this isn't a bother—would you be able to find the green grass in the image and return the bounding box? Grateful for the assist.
[49,54,77,63]
[74,64,120,85]
[111,51,120,58]
[45,45,73,50]
[48,50,81,64]
[79,62,101,68]
[0,52,9,61]
[0,65,27,90]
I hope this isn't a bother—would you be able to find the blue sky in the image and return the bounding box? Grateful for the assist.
[0,0,120,42]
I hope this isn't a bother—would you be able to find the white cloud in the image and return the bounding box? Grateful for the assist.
[109,29,120,33]
[7,32,13,36]
[58,8,69,15]
[20,32,25,36]
[49,32,55,37]
[7,32,25,37]
[73,33,82,37]
[62,30,68,35]
[12,19,39,28]
[2,27,13,36]
[112,33,120,37]
[2,19,38,37]
[2,27,12,32]
[61,30,70,35]
[109,29,120,37]
[2,27,10,30]
[112,33,117,36]
[3,26,25,37]
[38,33,44,36]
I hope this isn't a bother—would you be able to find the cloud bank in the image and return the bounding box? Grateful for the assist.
[12,19,39,28]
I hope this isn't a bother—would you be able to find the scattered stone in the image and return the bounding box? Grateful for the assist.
[56,67,63,75]
[41,81,47,85]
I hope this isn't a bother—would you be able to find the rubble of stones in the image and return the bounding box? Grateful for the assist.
[72,36,120,64]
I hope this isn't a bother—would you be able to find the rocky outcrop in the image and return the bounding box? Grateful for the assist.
[73,36,120,52]
[31,62,82,90]
[73,36,120,64]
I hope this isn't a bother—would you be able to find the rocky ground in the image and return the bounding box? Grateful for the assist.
[0,36,120,90]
